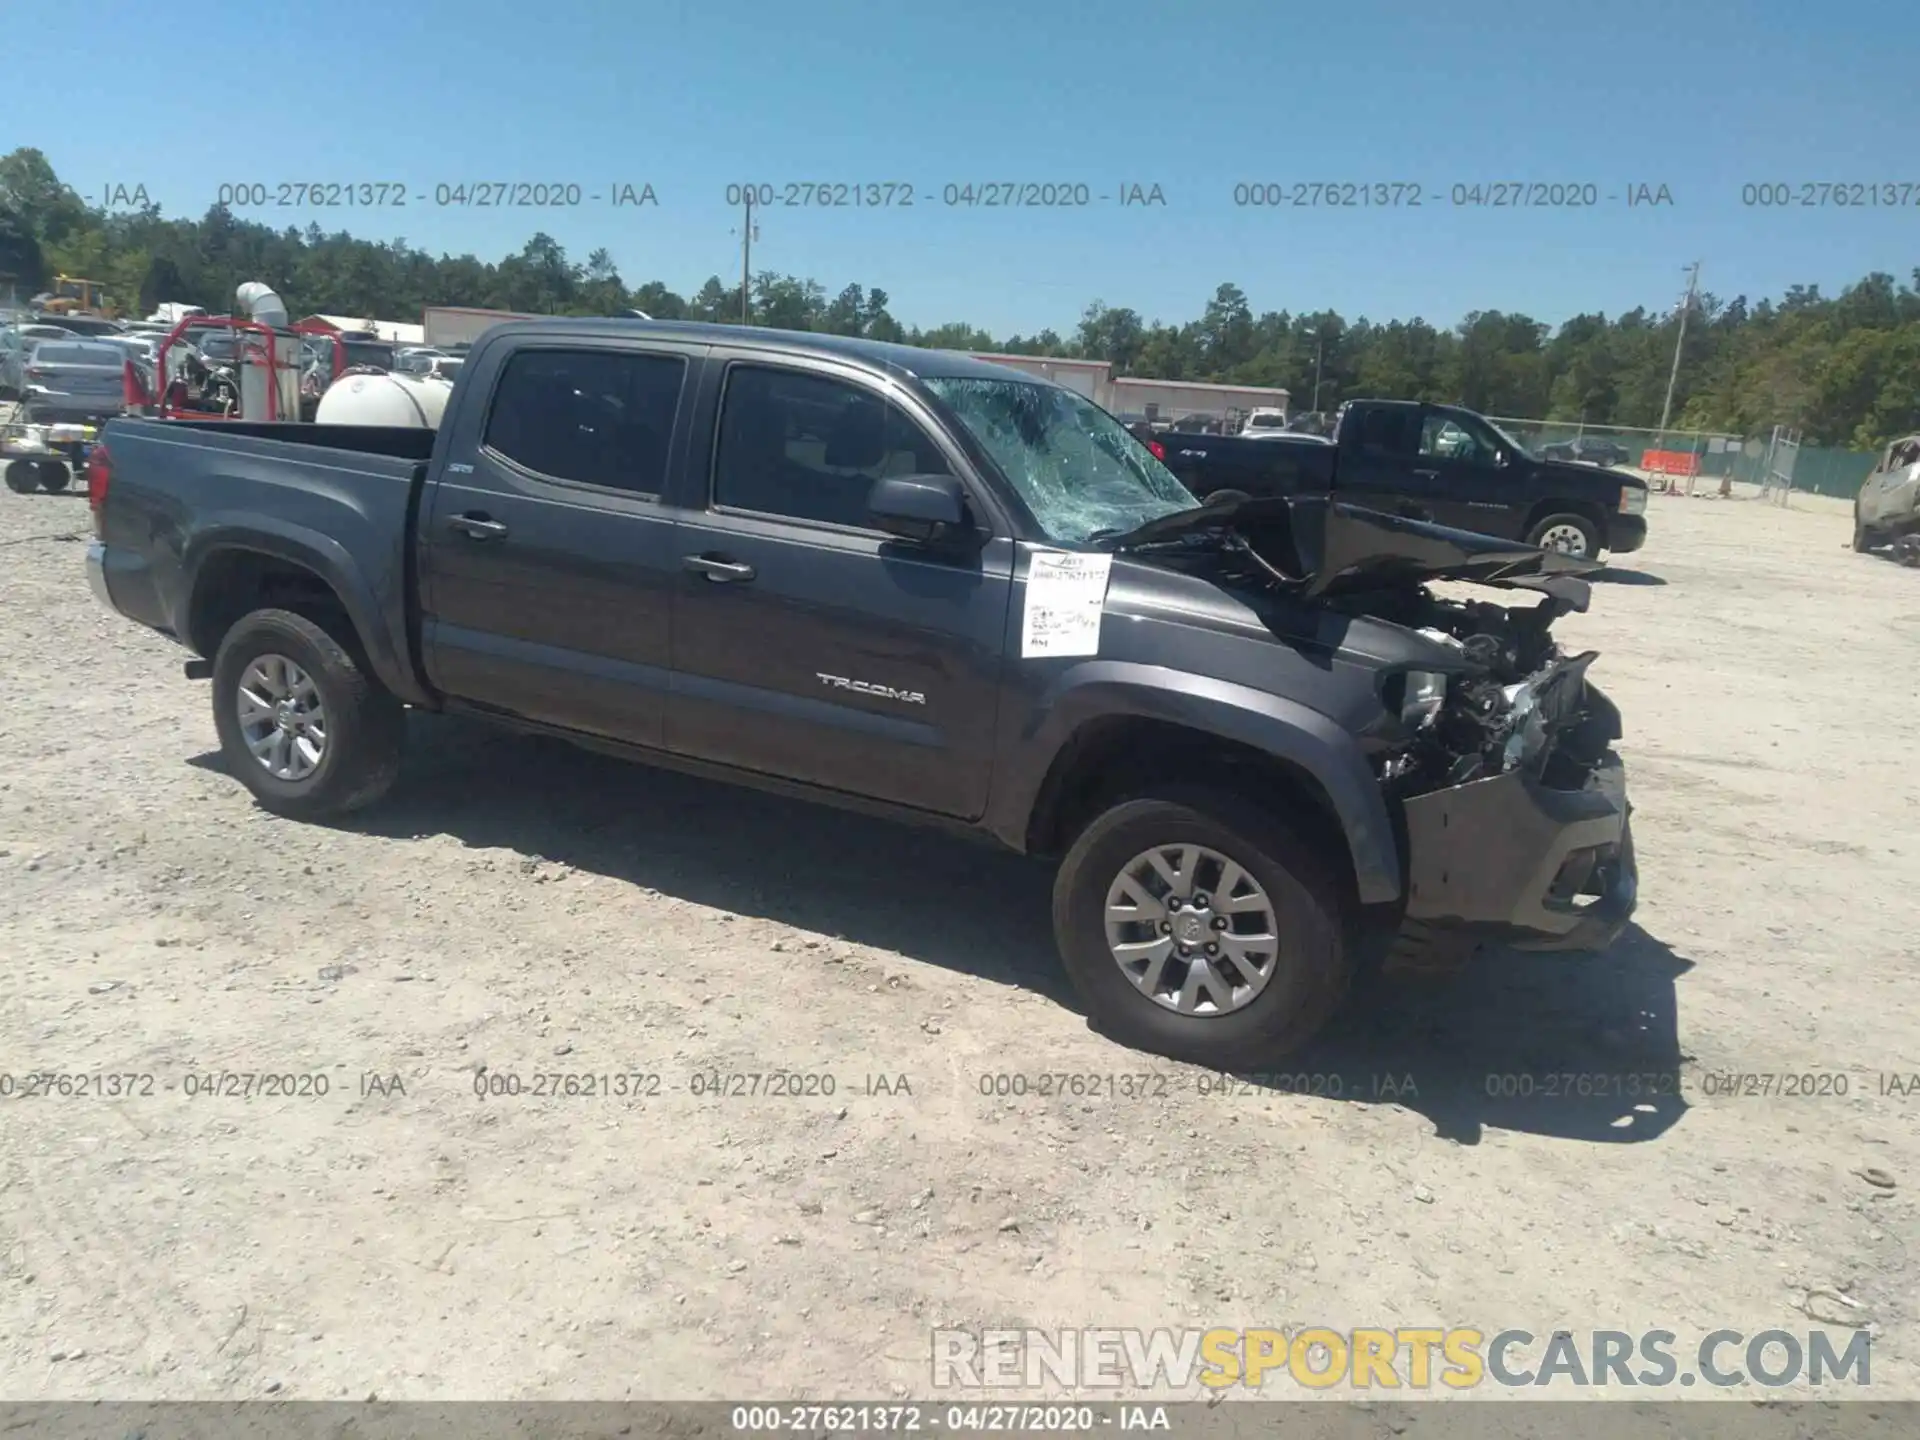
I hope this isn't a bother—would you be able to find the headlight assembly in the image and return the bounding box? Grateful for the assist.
[1396,669,1450,728]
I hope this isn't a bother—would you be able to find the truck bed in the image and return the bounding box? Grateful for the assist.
[1157,432,1337,499]
[133,418,440,463]
[91,417,432,690]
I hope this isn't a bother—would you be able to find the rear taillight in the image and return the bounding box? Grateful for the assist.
[25,365,45,381]
[86,443,111,537]
[1147,440,1166,462]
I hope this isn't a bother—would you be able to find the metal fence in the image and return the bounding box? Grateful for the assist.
[1764,444,1878,500]
[1490,416,1881,503]
[1759,426,1800,505]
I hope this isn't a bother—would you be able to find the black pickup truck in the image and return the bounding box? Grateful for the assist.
[1155,399,1648,561]
[85,321,1636,1065]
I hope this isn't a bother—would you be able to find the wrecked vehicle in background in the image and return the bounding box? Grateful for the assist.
[1855,435,1920,562]
[85,323,1635,1065]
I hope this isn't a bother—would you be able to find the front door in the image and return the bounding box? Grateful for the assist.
[419,339,700,747]
[666,358,1011,818]
[1414,407,1521,537]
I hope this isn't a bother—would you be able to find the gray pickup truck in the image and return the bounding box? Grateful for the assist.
[84,319,1636,1065]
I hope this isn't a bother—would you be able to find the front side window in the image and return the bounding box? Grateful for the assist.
[922,377,1193,545]
[1420,411,1507,466]
[712,365,951,529]
[483,347,687,495]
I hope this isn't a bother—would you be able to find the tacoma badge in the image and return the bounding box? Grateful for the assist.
[817,672,927,705]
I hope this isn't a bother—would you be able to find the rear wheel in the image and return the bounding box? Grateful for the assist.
[1052,786,1354,1067]
[211,608,405,819]
[1527,512,1602,558]
[36,460,70,492]
[4,461,37,494]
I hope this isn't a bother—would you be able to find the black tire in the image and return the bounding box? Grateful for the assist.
[211,608,405,819]
[36,460,70,492]
[4,461,38,494]
[1526,511,1602,559]
[1052,785,1354,1067]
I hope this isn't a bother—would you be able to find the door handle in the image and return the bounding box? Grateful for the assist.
[449,513,508,540]
[1411,469,1440,479]
[683,553,756,583]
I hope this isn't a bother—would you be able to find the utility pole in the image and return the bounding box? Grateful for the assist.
[1311,336,1324,412]
[739,191,757,325]
[1657,261,1701,442]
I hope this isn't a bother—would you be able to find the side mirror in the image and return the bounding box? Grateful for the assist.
[868,473,977,547]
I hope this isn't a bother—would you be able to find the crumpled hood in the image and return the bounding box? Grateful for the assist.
[1101,494,1602,607]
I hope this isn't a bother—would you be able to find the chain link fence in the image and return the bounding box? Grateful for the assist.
[1491,417,1881,505]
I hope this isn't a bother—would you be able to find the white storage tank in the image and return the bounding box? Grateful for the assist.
[314,372,449,428]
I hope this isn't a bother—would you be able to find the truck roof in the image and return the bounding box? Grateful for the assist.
[476,318,1053,387]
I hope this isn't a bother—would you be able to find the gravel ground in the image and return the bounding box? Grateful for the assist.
[0,480,1915,1402]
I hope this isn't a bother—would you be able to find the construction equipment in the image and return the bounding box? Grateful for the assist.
[36,276,119,320]
[2,413,97,494]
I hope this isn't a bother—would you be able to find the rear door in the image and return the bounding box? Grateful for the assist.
[663,355,1012,818]
[418,336,704,747]
[1329,404,1436,517]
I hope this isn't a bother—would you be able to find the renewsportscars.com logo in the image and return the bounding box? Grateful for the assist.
[931,1327,1873,1391]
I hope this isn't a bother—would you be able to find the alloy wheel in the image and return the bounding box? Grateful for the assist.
[236,653,329,781]
[1103,843,1281,1016]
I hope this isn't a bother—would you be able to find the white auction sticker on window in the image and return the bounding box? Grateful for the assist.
[1021,550,1114,658]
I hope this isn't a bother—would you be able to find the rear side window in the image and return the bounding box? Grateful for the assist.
[483,348,687,495]
[1354,407,1418,454]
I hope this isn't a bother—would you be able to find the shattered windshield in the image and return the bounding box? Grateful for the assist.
[923,377,1197,545]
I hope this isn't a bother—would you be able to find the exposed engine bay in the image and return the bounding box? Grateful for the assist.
[1095,493,1635,951]
[1337,583,1621,798]
[1100,494,1624,803]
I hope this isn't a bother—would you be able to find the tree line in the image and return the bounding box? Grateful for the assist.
[4,147,1916,449]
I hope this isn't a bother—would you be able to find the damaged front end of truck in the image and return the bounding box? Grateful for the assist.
[1106,496,1639,959]
[1288,499,1638,954]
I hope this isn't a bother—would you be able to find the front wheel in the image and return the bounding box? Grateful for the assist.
[36,460,70,492]
[1527,512,1602,559]
[1052,786,1353,1067]
[4,461,37,494]
[211,608,405,819]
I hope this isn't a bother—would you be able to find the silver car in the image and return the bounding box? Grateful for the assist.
[20,339,129,424]
[1,323,79,398]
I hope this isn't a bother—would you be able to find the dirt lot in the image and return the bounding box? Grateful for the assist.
[0,481,1915,1402]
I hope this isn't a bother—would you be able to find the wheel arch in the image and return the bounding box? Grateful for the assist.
[1000,665,1402,907]
[180,521,428,705]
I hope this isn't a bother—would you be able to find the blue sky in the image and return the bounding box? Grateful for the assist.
[24,0,1919,336]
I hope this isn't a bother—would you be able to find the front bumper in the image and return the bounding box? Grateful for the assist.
[1607,514,1648,554]
[1399,751,1636,952]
